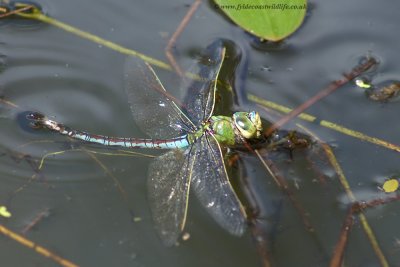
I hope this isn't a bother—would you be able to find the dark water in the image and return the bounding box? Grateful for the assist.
[1,0,400,266]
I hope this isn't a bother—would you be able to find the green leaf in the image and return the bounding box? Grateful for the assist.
[382,179,399,193]
[0,206,11,218]
[214,0,307,41]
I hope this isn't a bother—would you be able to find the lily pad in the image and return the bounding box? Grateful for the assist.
[214,0,307,41]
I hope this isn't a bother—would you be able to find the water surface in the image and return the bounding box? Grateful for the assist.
[1,0,400,266]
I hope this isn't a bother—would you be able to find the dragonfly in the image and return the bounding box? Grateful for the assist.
[27,40,263,246]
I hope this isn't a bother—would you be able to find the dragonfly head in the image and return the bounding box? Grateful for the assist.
[232,111,262,139]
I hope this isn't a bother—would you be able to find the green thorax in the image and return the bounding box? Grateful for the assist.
[208,115,237,146]
[187,111,263,147]
[186,115,235,146]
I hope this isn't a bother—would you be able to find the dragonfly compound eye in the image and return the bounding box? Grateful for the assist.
[233,112,258,139]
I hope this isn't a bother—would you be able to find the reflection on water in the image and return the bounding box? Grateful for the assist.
[1,0,400,266]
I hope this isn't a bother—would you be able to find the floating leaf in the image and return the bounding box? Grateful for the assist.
[382,179,399,193]
[214,0,307,41]
[133,217,142,223]
[0,206,11,218]
[182,232,191,241]
[355,78,372,89]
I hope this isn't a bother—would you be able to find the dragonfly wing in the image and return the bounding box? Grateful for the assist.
[124,56,195,139]
[147,148,195,246]
[191,133,247,236]
[181,40,226,126]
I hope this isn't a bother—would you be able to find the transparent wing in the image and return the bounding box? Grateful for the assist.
[191,133,247,236]
[180,40,226,126]
[124,56,195,139]
[147,148,195,246]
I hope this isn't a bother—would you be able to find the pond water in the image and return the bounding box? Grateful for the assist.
[1,0,400,266]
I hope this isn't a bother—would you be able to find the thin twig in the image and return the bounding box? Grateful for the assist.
[0,5,33,18]
[264,57,378,136]
[165,0,202,76]
[330,206,354,267]
[0,224,79,267]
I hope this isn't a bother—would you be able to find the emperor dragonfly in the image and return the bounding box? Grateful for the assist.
[28,40,263,246]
